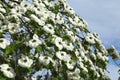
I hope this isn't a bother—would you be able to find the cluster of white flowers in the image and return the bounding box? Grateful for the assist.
[0,0,118,80]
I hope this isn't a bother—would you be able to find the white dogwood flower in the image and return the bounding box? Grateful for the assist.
[56,51,71,61]
[54,13,64,24]
[43,24,55,34]
[63,42,74,51]
[69,16,82,27]
[39,55,53,66]
[66,30,76,42]
[0,64,9,71]
[10,6,23,17]
[0,64,16,78]
[90,53,96,60]
[7,23,20,34]
[0,38,10,49]
[67,68,80,80]
[75,49,80,56]
[85,33,95,44]
[93,32,99,39]
[30,14,45,26]
[20,0,31,11]
[65,6,75,14]
[54,37,63,50]
[27,34,42,48]
[82,66,88,73]
[18,56,33,68]
[66,60,76,70]
[48,12,56,22]
[96,52,103,60]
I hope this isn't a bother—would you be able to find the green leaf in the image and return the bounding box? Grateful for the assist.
[25,10,35,17]
[0,73,7,80]
[71,56,78,61]
[8,17,16,23]
[4,46,13,56]
[5,8,11,13]
[4,39,28,56]
[36,46,42,53]
[83,28,90,33]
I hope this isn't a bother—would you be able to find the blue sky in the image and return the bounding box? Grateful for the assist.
[67,0,120,80]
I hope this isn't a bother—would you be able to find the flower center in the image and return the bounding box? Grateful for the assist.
[12,27,15,30]
[55,18,57,20]
[7,68,10,71]
[61,53,64,56]
[67,43,70,46]
[16,10,19,13]
[37,8,40,11]
[0,40,3,43]
[24,59,27,63]
[69,61,72,64]
[24,4,28,7]
[49,27,52,29]
[34,5,37,7]
[59,41,62,45]
[32,39,36,42]
[69,8,72,10]
[44,56,48,59]
[89,37,93,39]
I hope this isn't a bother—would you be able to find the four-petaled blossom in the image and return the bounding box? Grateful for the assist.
[63,41,74,51]
[30,14,45,26]
[66,30,76,42]
[54,37,63,50]
[0,64,16,78]
[18,55,33,68]
[0,38,10,49]
[67,68,80,80]
[85,33,95,44]
[66,60,76,70]
[7,23,20,34]
[43,24,55,34]
[56,51,71,61]
[39,55,54,66]
[54,13,64,24]
[27,34,42,48]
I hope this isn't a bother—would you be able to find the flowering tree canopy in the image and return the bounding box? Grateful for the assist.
[0,0,120,80]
